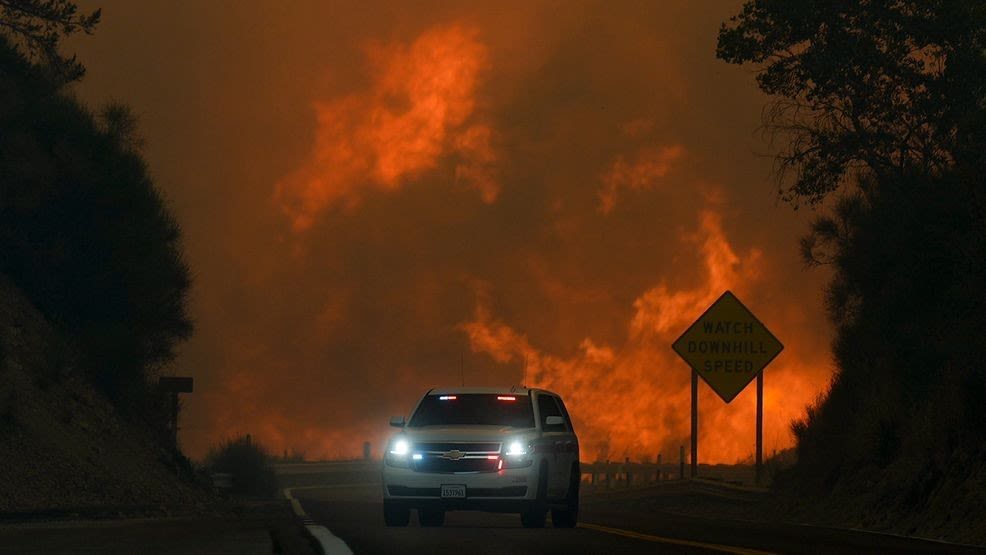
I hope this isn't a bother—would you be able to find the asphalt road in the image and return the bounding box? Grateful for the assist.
[284,463,986,555]
[0,505,313,555]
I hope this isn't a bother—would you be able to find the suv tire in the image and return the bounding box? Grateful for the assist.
[551,463,580,528]
[418,508,445,527]
[383,501,410,527]
[520,463,548,528]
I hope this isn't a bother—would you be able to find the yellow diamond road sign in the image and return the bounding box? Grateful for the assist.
[672,290,783,403]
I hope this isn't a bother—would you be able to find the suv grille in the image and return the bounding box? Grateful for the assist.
[412,457,499,473]
[414,442,500,452]
[410,442,502,474]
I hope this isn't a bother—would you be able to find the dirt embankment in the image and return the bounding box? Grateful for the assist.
[0,276,210,515]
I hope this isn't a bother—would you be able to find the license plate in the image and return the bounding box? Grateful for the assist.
[440,484,466,498]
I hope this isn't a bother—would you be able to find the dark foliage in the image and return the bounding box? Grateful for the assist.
[717,0,986,206]
[719,1,986,533]
[0,0,99,83]
[205,435,278,497]
[795,173,986,492]
[0,35,193,413]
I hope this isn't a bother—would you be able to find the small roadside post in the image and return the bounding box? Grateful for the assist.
[672,291,783,484]
[159,376,193,450]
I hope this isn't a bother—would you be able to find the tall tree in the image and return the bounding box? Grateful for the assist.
[0,0,99,82]
[717,1,986,205]
[0,31,192,411]
[717,3,986,533]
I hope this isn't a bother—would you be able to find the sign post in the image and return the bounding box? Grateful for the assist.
[756,372,764,483]
[159,376,194,450]
[691,369,698,478]
[672,291,782,483]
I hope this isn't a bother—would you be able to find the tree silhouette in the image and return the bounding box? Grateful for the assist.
[717,1,986,205]
[0,0,99,82]
[0,34,192,412]
[720,2,986,534]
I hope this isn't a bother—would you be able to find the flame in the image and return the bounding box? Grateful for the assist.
[187,20,830,464]
[274,23,498,232]
[462,205,826,463]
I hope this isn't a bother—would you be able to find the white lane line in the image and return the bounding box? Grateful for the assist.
[283,487,354,555]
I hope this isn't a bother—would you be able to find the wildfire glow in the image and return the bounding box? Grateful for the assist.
[176,10,833,465]
[274,23,498,232]
[462,205,826,463]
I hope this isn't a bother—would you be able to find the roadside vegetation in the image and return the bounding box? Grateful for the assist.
[0,2,192,434]
[205,435,279,498]
[718,1,986,541]
[275,449,308,463]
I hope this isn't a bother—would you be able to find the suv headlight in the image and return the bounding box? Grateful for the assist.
[390,438,410,455]
[385,437,411,468]
[505,440,527,456]
[502,438,533,468]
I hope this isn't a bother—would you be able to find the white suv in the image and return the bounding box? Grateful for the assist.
[382,386,580,528]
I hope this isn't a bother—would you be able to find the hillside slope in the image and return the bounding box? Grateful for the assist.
[0,276,209,514]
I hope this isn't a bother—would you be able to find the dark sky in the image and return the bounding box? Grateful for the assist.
[69,0,832,462]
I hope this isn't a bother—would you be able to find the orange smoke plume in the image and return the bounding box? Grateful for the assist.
[598,144,685,214]
[462,205,826,463]
[274,23,498,231]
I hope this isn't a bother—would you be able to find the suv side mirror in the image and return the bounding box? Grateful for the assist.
[545,415,565,426]
[389,416,406,428]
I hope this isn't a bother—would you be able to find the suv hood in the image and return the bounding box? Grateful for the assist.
[401,426,535,443]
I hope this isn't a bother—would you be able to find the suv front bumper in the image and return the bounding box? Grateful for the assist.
[382,463,539,512]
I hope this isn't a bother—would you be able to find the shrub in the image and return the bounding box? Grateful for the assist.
[205,434,278,497]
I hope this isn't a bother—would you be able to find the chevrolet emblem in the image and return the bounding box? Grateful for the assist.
[441,450,465,460]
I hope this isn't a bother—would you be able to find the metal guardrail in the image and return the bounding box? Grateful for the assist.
[268,457,757,487]
[581,458,762,488]
[581,459,683,486]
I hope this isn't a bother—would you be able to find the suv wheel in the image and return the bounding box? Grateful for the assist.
[520,463,548,528]
[383,501,410,527]
[418,508,445,527]
[551,463,580,528]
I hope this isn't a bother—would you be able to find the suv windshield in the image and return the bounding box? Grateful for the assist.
[408,394,535,428]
